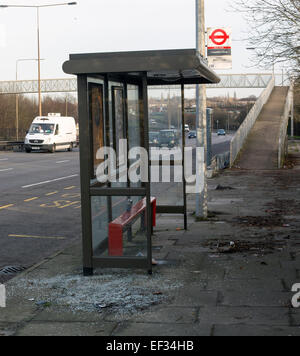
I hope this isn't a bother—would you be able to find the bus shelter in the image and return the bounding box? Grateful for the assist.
[63,49,220,275]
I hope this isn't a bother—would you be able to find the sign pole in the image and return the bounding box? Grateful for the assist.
[195,0,208,218]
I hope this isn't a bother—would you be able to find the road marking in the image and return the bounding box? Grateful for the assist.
[62,193,80,198]
[0,204,14,210]
[58,201,80,209]
[40,200,70,208]
[64,186,76,190]
[22,174,78,189]
[24,197,39,202]
[0,158,8,161]
[46,191,58,196]
[56,160,70,164]
[9,234,65,240]
[0,168,13,172]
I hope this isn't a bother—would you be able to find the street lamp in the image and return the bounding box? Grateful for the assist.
[227,111,233,132]
[0,2,77,116]
[15,58,45,140]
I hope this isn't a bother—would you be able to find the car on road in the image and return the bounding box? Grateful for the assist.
[159,129,180,149]
[188,131,196,139]
[24,114,77,153]
[149,132,159,147]
[217,129,226,136]
[184,124,190,132]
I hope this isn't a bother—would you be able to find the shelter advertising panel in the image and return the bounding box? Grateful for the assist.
[89,81,105,179]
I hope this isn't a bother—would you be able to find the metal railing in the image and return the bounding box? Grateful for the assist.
[208,151,230,177]
[0,128,27,141]
[0,141,24,151]
[230,75,275,167]
[278,84,294,168]
[0,78,78,95]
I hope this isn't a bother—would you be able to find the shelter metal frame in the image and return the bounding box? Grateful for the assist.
[63,49,220,275]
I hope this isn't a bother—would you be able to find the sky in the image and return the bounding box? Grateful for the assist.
[0,0,274,97]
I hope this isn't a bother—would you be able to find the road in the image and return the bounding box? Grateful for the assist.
[211,133,233,156]
[186,132,233,156]
[0,148,81,271]
[151,132,233,205]
[0,134,232,273]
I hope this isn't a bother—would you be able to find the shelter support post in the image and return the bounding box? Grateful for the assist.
[181,84,188,230]
[78,74,94,276]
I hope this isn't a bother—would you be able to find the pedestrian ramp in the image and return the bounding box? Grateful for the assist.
[231,85,293,170]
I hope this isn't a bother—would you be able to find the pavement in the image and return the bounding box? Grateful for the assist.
[1,142,300,336]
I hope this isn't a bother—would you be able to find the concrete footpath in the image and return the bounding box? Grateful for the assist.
[1,145,300,336]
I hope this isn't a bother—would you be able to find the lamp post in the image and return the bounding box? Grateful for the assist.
[1,2,77,117]
[227,111,229,132]
[15,58,44,140]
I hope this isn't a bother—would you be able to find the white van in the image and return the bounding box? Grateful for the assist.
[24,114,77,153]
[184,124,190,132]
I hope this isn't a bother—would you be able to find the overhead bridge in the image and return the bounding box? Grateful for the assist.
[0,73,274,95]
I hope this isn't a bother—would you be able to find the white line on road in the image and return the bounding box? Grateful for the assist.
[9,234,65,240]
[22,174,78,189]
[0,158,8,161]
[56,160,70,164]
[0,168,13,172]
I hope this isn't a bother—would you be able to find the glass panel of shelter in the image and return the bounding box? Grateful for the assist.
[148,86,187,228]
[127,84,143,189]
[88,78,149,260]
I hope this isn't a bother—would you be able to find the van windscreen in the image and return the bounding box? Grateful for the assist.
[29,123,55,134]
[160,131,175,138]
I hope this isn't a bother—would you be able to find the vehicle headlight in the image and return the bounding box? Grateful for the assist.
[171,140,175,144]
[25,138,29,144]
[154,139,158,144]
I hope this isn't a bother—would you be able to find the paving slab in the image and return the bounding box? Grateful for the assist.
[15,321,116,336]
[290,310,300,326]
[0,322,18,336]
[171,289,218,308]
[130,306,198,324]
[223,260,297,281]
[113,322,212,336]
[199,306,290,325]
[219,290,293,307]
[213,324,300,336]
[0,297,38,323]
[206,278,285,293]
[32,306,110,323]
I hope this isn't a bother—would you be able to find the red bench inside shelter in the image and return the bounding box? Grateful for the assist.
[108,197,156,256]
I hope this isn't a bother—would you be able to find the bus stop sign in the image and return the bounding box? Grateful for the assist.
[209,29,229,46]
[207,27,232,70]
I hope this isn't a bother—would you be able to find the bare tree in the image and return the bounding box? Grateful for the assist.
[0,94,78,140]
[233,0,300,79]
